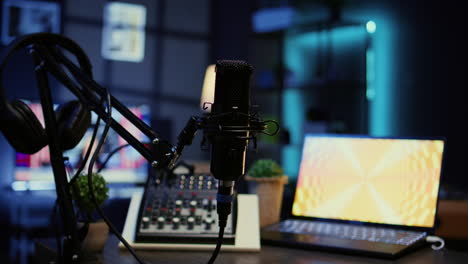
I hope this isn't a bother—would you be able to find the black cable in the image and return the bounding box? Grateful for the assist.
[86,87,147,264]
[52,199,62,264]
[71,95,107,183]
[207,226,226,264]
[72,116,101,181]
[208,198,230,264]
[97,143,131,173]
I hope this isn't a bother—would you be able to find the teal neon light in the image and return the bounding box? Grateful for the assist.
[281,89,305,177]
[366,46,375,100]
[368,18,395,136]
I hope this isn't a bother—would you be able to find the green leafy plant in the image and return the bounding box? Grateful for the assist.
[247,159,283,178]
[70,172,109,220]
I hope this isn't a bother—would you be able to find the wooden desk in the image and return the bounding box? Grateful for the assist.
[101,235,468,264]
[436,200,468,239]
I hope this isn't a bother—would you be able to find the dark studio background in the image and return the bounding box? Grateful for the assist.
[0,0,466,263]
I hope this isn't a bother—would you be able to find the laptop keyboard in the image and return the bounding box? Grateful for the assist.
[267,220,427,246]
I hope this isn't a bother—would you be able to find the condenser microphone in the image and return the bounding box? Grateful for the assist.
[206,60,253,225]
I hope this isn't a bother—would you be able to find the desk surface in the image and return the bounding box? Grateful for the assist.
[101,235,468,264]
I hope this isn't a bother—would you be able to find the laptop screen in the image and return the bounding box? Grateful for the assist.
[292,134,445,228]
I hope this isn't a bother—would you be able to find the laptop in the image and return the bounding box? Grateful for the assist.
[261,134,446,259]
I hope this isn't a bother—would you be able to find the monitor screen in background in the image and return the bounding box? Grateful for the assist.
[13,102,151,189]
[292,135,445,228]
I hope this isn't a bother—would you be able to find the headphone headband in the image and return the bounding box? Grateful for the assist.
[0,33,93,107]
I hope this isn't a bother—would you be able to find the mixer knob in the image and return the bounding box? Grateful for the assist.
[190,207,196,216]
[189,200,197,208]
[175,207,182,216]
[142,216,150,229]
[204,217,214,230]
[144,206,152,216]
[175,200,183,207]
[172,217,181,230]
[187,216,195,230]
[157,216,165,229]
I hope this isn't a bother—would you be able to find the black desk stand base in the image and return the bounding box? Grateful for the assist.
[34,239,102,264]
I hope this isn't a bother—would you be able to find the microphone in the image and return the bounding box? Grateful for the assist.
[205,60,253,226]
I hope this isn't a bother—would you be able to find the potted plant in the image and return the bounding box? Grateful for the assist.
[245,159,288,228]
[70,172,109,254]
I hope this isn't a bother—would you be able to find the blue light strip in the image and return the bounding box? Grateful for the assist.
[281,89,305,177]
[366,38,375,101]
[368,19,395,136]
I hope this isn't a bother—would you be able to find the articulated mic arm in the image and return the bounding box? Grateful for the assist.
[32,44,182,170]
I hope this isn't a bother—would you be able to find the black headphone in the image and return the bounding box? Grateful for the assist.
[0,33,93,154]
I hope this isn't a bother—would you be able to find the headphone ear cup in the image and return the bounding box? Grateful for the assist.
[0,100,48,154]
[55,100,91,150]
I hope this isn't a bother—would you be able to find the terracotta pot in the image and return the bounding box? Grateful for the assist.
[245,175,288,228]
[79,220,109,253]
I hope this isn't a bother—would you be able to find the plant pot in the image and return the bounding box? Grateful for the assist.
[78,220,109,254]
[245,175,288,228]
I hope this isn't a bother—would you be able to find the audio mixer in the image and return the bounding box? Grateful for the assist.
[134,171,236,244]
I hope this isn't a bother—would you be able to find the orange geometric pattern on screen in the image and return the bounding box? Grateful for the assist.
[292,137,444,228]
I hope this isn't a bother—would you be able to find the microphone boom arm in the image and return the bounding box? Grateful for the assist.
[32,44,178,169]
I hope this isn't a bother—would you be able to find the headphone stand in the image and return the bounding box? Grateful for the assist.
[30,45,82,263]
